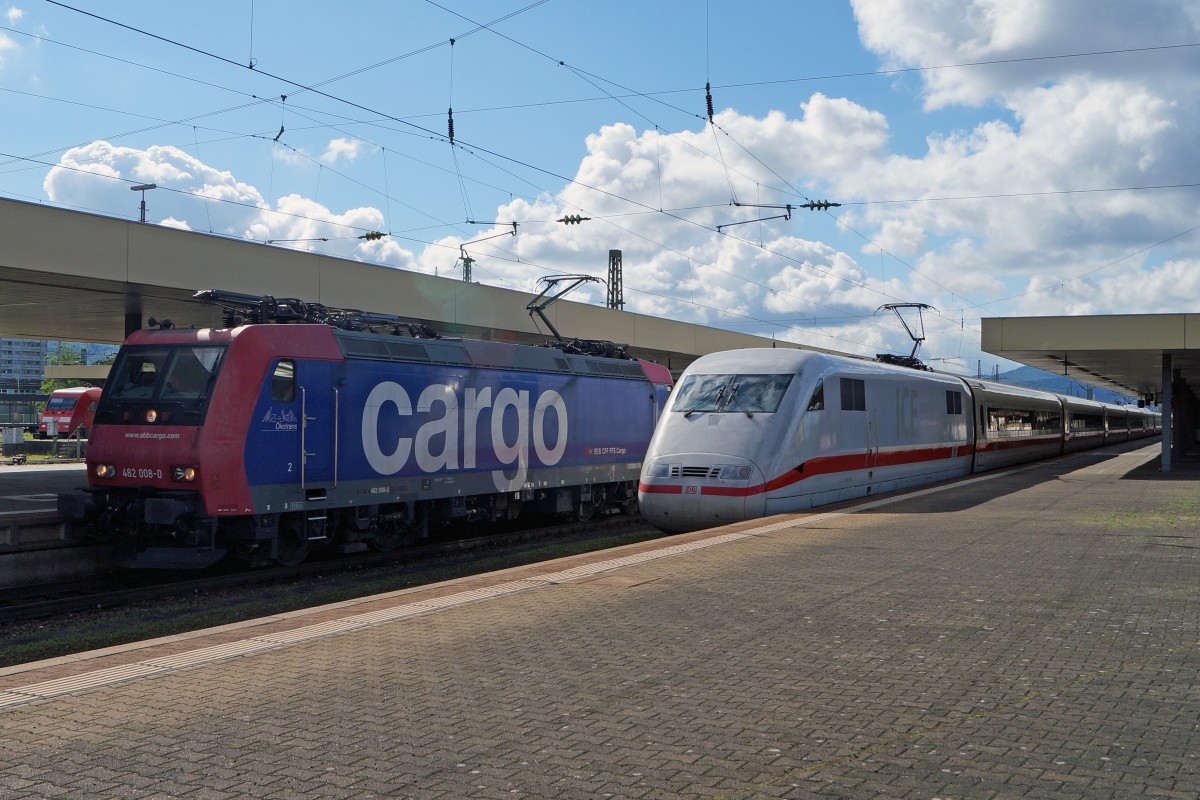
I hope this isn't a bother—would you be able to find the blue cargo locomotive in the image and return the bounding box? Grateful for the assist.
[59,291,674,568]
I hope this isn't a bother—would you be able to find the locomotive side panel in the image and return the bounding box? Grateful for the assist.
[230,343,664,561]
[240,357,658,504]
[762,367,973,512]
[194,326,344,518]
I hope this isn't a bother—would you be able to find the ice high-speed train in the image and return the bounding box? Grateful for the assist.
[638,349,1159,531]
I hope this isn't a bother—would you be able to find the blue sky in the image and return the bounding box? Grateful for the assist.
[2,1,1199,378]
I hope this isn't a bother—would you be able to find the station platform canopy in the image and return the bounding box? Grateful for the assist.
[981,314,1200,402]
[982,314,1200,473]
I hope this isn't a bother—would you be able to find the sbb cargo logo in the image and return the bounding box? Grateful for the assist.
[361,382,568,492]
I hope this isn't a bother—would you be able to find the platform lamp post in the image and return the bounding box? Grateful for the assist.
[130,183,157,223]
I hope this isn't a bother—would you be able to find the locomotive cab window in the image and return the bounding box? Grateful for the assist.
[840,377,866,411]
[270,360,296,403]
[162,348,223,399]
[672,373,793,414]
[806,380,825,411]
[111,358,161,399]
[97,344,228,426]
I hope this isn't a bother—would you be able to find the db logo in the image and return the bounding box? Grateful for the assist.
[685,485,699,495]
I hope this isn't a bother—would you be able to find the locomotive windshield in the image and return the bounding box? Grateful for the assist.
[96,344,227,425]
[672,373,793,414]
[45,395,80,411]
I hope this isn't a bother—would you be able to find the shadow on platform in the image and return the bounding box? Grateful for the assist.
[856,441,1165,516]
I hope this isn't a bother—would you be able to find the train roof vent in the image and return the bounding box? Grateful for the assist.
[585,358,626,376]
[570,358,644,379]
[385,341,432,361]
[419,341,471,365]
[462,340,567,372]
[339,335,429,362]
[619,362,644,377]
[553,357,571,372]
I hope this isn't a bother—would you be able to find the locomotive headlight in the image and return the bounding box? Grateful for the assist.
[94,463,116,479]
[718,465,753,481]
[144,409,158,423]
[645,461,672,479]
[171,466,197,482]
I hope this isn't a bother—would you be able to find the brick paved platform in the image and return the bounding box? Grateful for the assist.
[1,441,1196,799]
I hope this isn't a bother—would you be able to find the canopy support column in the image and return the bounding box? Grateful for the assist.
[1161,353,1172,473]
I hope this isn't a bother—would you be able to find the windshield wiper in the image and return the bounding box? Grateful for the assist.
[682,384,726,417]
[724,383,753,417]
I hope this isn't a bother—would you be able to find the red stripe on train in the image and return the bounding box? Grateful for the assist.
[639,442,979,498]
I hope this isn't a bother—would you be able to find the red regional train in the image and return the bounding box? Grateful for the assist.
[639,349,1160,531]
[59,291,673,568]
[37,386,102,439]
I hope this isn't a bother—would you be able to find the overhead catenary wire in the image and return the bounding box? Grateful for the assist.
[411,2,966,333]
[33,5,1181,211]
[7,124,1182,356]
[0,123,1161,355]
[18,3,1200,352]
[446,36,475,221]
[0,138,1094,360]
[13,12,1199,159]
[191,125,214,233]
[391,5,913,327]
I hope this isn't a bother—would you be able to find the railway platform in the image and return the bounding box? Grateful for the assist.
[0,463,106,587]
[0,440,1196,798]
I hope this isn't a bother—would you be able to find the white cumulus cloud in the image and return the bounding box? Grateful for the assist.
[320,137,368,166]
[43,141,416,267]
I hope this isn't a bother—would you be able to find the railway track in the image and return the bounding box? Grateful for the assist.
[0,516,665,668]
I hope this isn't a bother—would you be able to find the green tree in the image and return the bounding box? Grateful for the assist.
[37,344,85,413]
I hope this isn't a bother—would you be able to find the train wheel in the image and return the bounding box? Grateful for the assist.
[368,518,414,552]
[231,542,259,566]
[368,521,404,552]
[573,501,595,522]
[368,504,427,551]
[274,518,311,566]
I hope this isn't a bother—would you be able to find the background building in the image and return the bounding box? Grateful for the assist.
[0,338,116,426]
